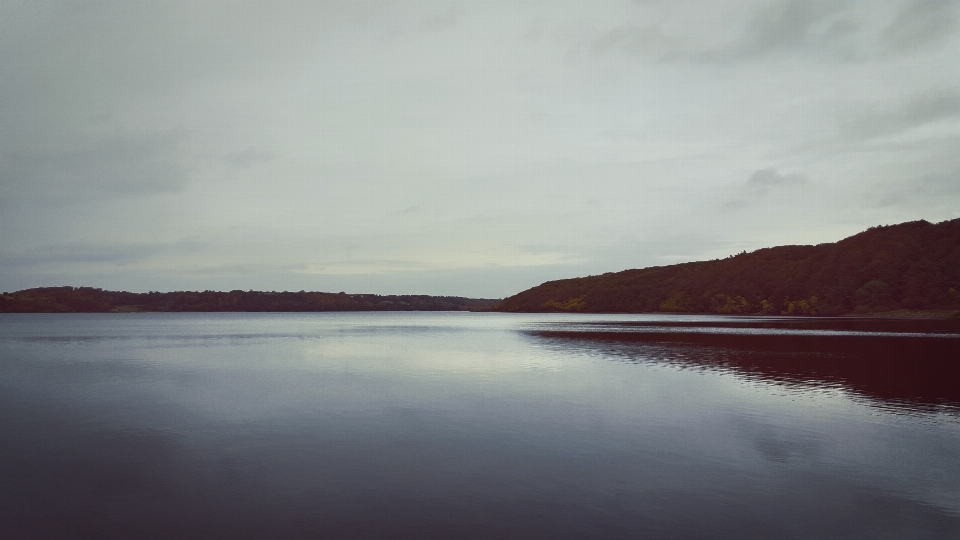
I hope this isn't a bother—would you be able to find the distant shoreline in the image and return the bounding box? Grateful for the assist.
[3,287,960,318]
[0,287,500,313]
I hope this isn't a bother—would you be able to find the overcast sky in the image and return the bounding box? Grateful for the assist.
[2,0,959,298]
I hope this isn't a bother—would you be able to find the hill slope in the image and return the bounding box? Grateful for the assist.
[496,219,960,316]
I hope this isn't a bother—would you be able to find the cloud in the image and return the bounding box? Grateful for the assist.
[580,0,959,64]
[1,1,959,296]
[724,168,810,210]
[0,241,183,270]
[591,24,682,60]
[842,90,960,140]
[878,169,960,206]
[1,130,188,200]
[722,0,855,60]
[295,243,578,275]
[412,5,459,34]
[725,0,960,61]
[579,0,863,63]
[746,168,809,191]
[227,148,273,168]
[881,0,959,54]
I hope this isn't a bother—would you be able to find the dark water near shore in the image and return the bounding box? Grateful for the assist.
[1,313,958,539]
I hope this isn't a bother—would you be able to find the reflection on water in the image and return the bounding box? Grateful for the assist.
[1,313,959,539]
[529,320,960,412]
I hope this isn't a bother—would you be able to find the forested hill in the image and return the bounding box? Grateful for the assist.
[495,218,960,316]
[0,288,498,313]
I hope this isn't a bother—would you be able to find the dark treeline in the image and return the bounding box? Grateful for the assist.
[0,288,499,313]
[496,218,960,316]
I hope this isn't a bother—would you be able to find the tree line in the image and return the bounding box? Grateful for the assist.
[0,288,499,313]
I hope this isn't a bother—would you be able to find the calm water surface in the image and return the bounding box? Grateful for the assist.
[1,312,958,539]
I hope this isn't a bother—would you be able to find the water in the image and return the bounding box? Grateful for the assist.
[1,312,958,539]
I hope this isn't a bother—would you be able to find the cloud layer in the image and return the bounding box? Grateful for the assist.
[2,0,959,297]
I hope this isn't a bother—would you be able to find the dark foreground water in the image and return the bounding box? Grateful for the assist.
[1,313,958,539]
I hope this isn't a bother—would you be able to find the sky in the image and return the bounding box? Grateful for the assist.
[2,0,959,298]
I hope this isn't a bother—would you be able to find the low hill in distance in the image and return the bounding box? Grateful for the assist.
[496,218,960,316]
[0,288,499,313]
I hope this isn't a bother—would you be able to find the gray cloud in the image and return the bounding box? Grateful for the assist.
[580,0,861,63]
[1,1,959,295]
[591,24,681,60]
[0,239,204,271]
[723,0,854,60]
[227,148,273,169]
[882,0,959,53]
[879,169,960,206]
[746,168,809,191]
[582,0,960,64]
[412,5,459,34]
[724,168,810,210]
[2,131,188,199]
[842,90,960,140]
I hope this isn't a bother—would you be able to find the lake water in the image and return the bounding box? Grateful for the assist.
[1,312,958,539]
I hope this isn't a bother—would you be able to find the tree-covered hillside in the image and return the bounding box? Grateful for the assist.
[0,288,498,313]
[496,219,960,316]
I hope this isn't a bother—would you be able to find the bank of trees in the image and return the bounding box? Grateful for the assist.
[0,288,497,313]
[496,218,960,315]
